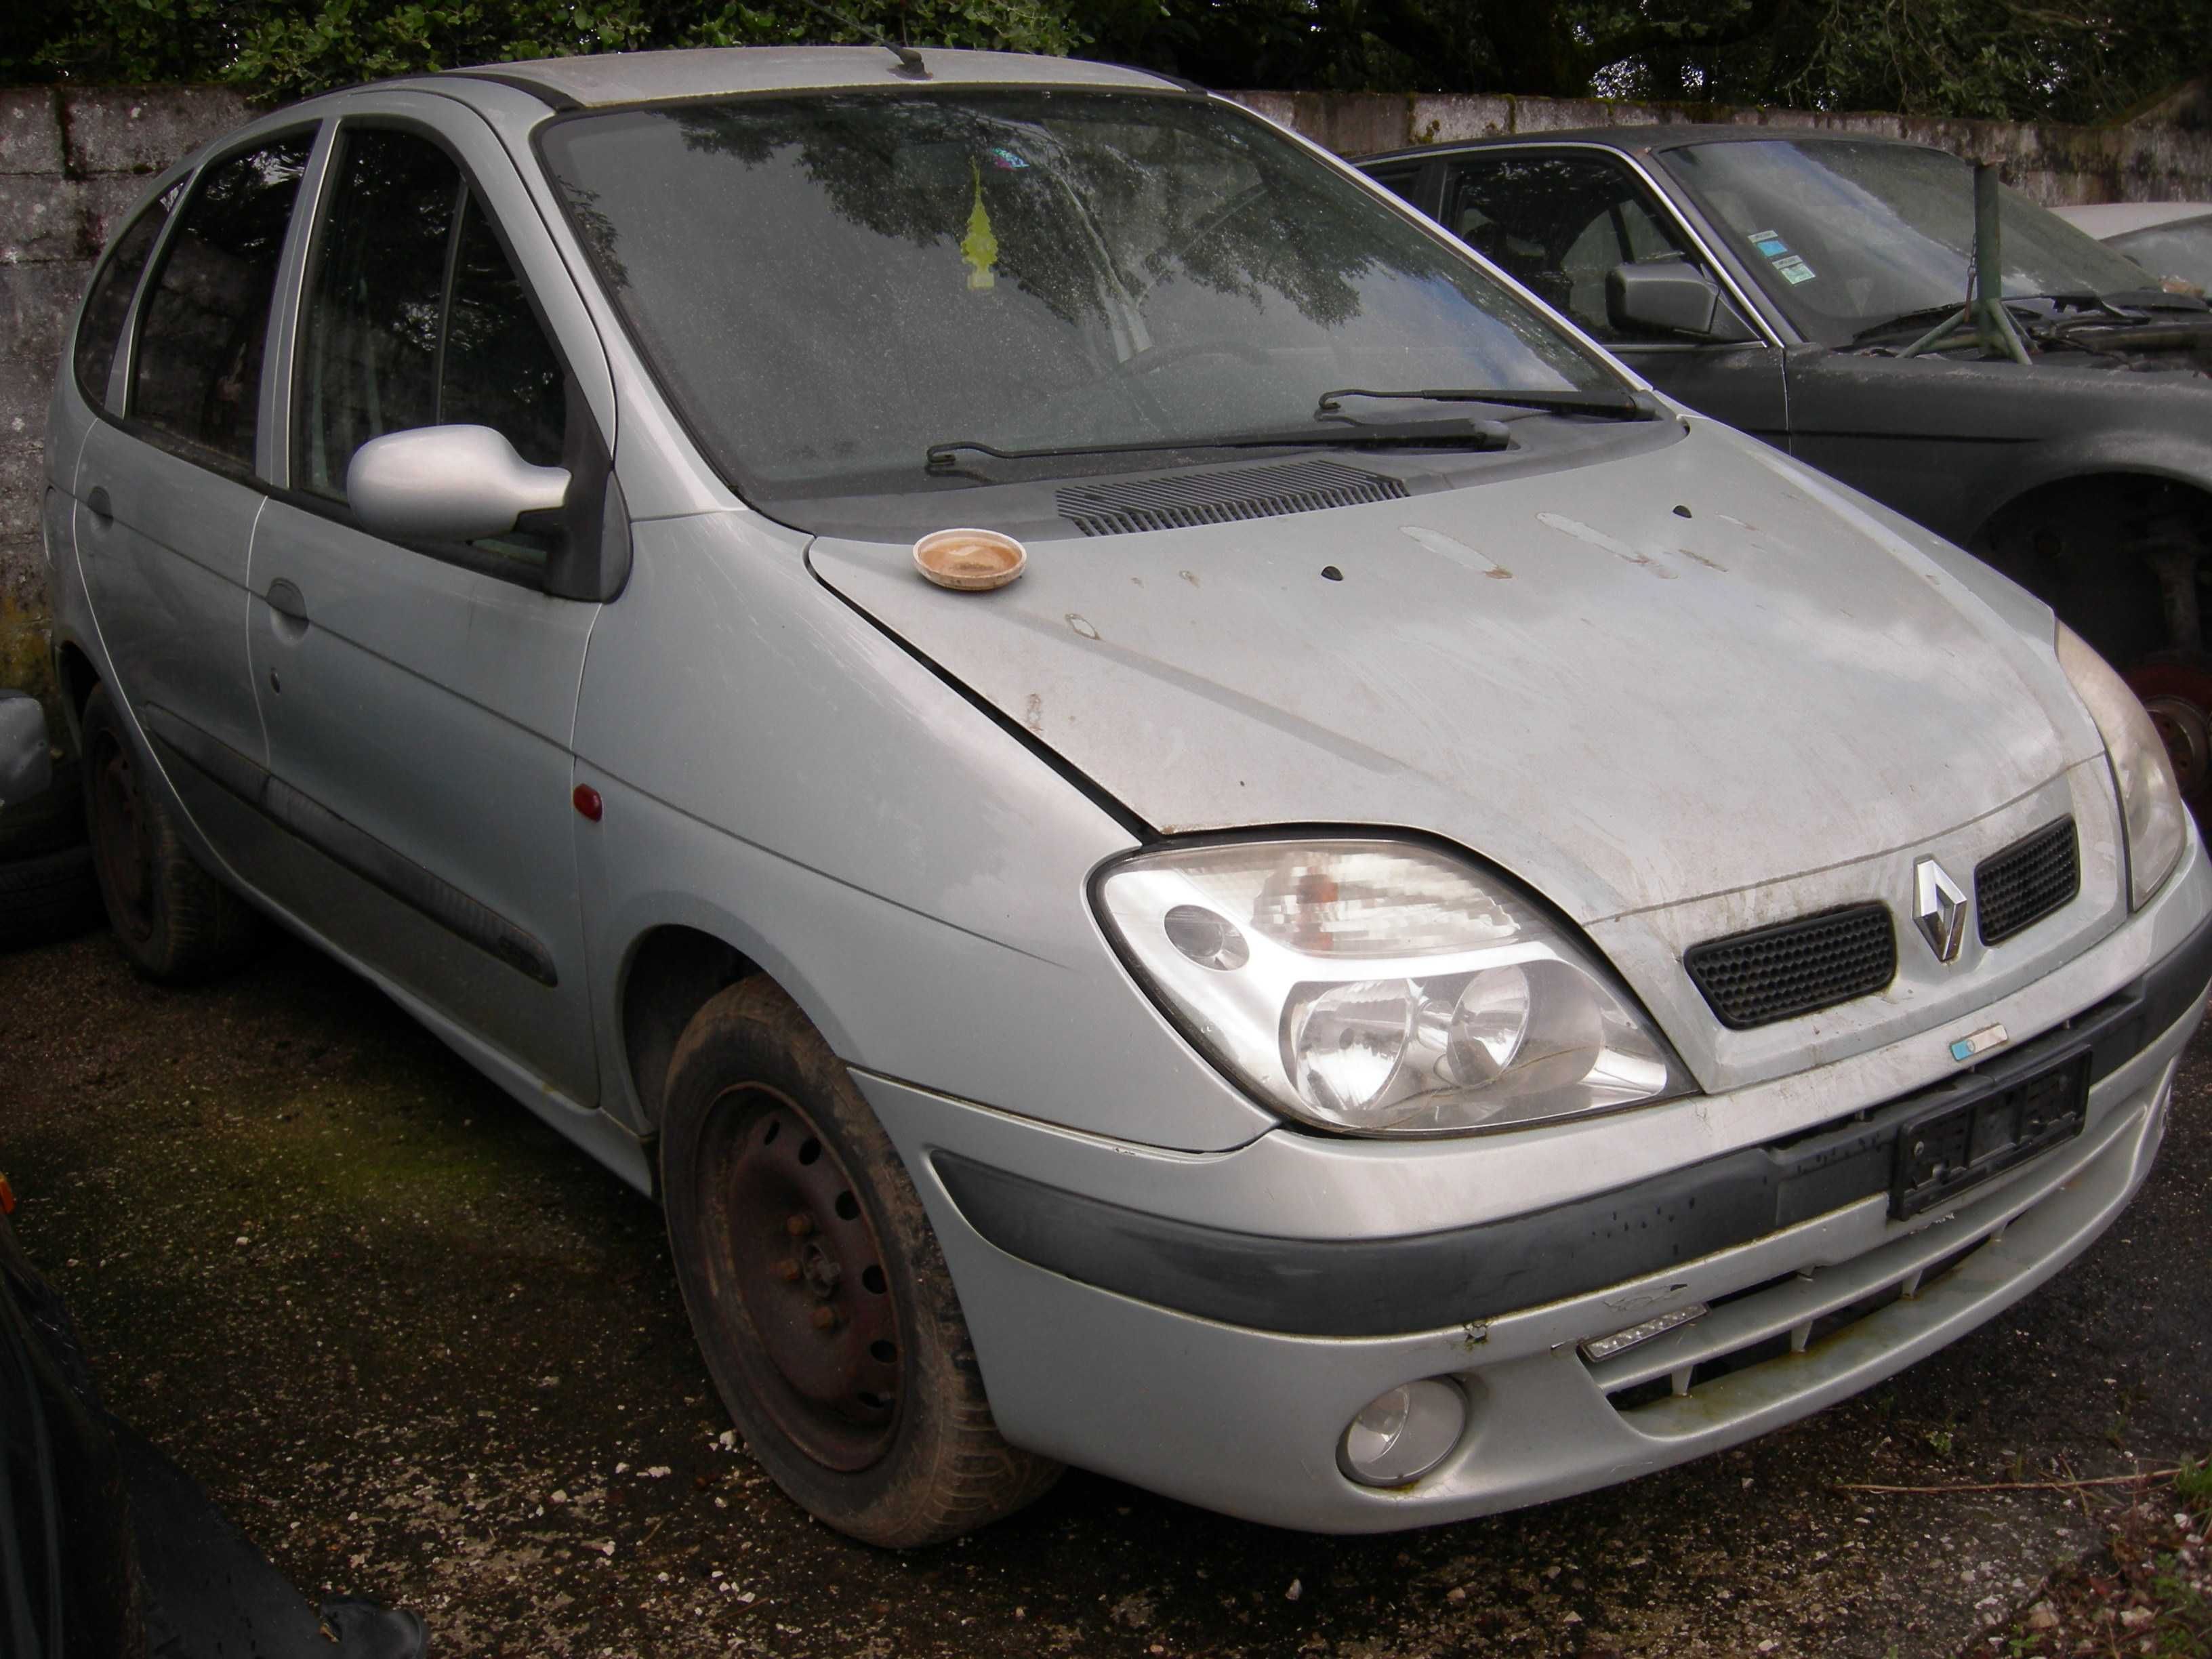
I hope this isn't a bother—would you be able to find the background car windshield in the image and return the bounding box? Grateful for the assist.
[1662,139,2154,345]
[537,90,1614,499]
[2108,218,2212,293]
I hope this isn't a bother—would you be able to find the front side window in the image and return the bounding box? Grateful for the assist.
[442,197,566,468]
[298,127,569,499]
[538,90,1616,505]
[1445,154,1699,342]
[1662,138,2158,346]
[74,181,182,409]
[132,133,314,466]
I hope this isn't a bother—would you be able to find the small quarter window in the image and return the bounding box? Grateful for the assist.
[132,134,314,466]
[73,181,181,410]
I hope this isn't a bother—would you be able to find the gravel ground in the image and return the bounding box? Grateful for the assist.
[2,925,2209,1658]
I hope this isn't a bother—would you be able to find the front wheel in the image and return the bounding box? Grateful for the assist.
[660,977,1060,1546]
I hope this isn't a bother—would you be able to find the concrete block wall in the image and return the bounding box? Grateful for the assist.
[0,85,246,706]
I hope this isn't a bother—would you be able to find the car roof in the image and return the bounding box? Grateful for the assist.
[433,45,1183,110]
[2051,201,2212,239]
[1358,123,1926,165]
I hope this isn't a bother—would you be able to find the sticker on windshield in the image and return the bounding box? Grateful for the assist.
[1750,230,1790,258]
[987,146,1030,170]
[1772,255,1818,285]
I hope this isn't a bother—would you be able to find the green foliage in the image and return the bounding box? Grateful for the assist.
[0,0,2201,124]
[1,0,1086,100]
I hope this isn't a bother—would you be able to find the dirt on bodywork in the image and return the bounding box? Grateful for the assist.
[2,927,2210,1658]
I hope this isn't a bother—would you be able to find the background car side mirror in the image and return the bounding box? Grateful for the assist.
[0,689,51,809]
[1607,262,1757,344]
[347,425,572,547]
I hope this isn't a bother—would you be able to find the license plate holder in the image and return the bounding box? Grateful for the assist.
[1890,1047,2089,1220]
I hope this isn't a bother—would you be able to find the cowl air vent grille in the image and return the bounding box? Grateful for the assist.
[1684,903,1898,1030]
[1976,817,2079,945]
[1057,460,1407,537]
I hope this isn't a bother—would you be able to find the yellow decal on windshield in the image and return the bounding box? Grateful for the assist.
[962,159,999,291]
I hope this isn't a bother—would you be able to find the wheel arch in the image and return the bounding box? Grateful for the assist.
[1970,467,2212,668]
[617,922,762,1132]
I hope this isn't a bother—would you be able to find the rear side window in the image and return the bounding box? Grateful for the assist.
[132,133,314,467]
[73,182,181,409]
[296,127,568,498]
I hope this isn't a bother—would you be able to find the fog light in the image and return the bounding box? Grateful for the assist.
[1338,1379,1465,1488]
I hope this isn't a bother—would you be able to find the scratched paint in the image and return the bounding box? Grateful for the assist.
[1535,512,1679,579]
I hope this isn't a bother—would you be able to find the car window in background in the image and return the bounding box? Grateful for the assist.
[74,181,182,410]
[1445,153,1700,340]
[1364,163,1426,206]
[1662,139,2154,346]
[2107,216,2212,294]
[538,89,1617,504]
[296,128,460,496]
[131,134,314,466]
[441,197,567,468]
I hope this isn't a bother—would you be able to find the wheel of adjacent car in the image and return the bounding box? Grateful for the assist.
[2123,649,2212,806]
[79,684,260,982]
[660,977,1061,1547]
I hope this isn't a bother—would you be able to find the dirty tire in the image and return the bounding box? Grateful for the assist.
[0,843,102,949]
[80,684,260,983]
[661,977,1061,1547]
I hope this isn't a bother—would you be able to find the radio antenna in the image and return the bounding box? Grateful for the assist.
[797,0,929,76]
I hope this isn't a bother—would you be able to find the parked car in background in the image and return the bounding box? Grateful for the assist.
[2054,201,2212,295]
[1360,130,2212,806]
[43,49,2212,1545]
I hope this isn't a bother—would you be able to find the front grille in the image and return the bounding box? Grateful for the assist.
[1056,459,1406,537]
[1976,817,2079,945]
[1684,903,1897,1029]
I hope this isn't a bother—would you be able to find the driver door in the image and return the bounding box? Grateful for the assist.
[1441,148,1788,443]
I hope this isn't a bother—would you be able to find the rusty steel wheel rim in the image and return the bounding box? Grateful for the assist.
[706,1086,903,1472]
[2125,659,2212,803]
[88,728,155,942]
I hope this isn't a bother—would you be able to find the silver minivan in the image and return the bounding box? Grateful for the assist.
[42,46,2212,1546]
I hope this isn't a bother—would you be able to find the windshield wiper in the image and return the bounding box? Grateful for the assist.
[923,416,1511,476]
[1315,386,1662,421]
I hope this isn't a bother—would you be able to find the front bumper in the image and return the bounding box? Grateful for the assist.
[858,847,2212,1533]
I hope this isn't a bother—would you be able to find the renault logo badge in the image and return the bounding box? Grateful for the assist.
[1913,857,1969,963]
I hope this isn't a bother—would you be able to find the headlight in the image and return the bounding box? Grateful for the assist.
[1094,838,1692,1135]
[2057,624,2188,909]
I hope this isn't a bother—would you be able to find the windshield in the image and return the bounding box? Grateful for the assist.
[1660,139,2155,346]
[537,89,1615,501]
[2109,218,2212,294]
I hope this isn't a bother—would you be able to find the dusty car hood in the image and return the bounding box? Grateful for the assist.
[810,425,2091,924]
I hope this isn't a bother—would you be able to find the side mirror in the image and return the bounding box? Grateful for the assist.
[0,689,52,809]
[347,425,571,546]
[1607,262,1756,344]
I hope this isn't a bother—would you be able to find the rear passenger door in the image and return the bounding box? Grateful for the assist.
[245,104,613,1103]
[73,131,316,884]
[1439,148,1788,443]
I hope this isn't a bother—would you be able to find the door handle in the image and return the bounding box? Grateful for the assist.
[265,579,309,625]
[85,486,112,525]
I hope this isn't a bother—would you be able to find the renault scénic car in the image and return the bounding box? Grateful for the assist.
[42,47,2212,1544]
